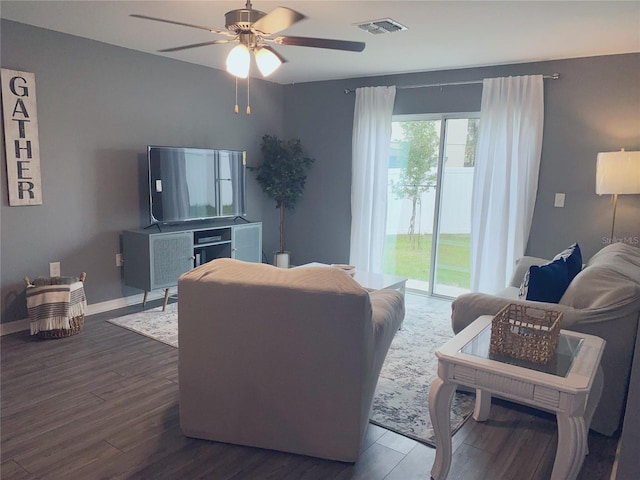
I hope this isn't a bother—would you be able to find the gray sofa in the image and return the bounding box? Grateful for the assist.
[177,258,405,462]
[451,242,640,436]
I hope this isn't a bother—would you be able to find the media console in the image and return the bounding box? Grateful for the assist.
[122,221,262,309]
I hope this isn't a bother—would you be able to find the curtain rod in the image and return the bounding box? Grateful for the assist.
[343,73,560,94]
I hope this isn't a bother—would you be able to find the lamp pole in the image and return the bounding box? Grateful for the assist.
[610,193,619,243]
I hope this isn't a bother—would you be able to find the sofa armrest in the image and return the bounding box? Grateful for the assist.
[451,293,512,333]
[364,289,405,425]
[369,289,405,333]
[508,256,550,288]
[451,292,585,333]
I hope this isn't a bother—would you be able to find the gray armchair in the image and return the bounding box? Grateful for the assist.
[451,242,640,436]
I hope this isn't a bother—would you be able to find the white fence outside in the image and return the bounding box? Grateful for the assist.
[386,166,474,235]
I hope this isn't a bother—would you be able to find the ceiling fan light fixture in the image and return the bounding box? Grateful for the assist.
[226,43,251,78]
[132,1,367,112]
[255,47,282,77]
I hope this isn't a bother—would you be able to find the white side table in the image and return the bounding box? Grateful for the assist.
[429,315,605,480]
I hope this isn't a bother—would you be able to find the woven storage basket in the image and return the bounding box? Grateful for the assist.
[490,303,562,364]
[25,272,87,340]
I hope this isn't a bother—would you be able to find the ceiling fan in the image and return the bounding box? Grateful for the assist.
[131,1,366,79]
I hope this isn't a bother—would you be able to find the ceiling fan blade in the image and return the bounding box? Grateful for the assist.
[130,14,234,37]
[271,35,366,52]
[159,39,236,53]
[260,45,288,64]
[252,7,306,35]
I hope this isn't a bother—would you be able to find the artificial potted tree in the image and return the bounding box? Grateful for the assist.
[252,134,314,268]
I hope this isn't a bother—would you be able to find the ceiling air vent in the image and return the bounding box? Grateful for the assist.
[356,18,408,35]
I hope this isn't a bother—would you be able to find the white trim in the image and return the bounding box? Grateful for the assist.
[1,318,30,336]
[0,290,168,336]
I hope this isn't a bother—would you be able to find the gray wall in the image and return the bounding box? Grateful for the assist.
[2,19,639,324]
[283,54,640,267]
[1,20,283,323]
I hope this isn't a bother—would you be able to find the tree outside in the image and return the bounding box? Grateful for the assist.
[464,119,479,167]
[390,121,440,248]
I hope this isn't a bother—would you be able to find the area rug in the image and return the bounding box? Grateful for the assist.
[369,294,475,445]
[109,302,179,347]
[107,294,474,447]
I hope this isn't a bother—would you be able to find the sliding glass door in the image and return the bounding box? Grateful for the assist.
[383,113,479,297]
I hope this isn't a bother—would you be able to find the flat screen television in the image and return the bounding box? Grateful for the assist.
[148,145,247,224]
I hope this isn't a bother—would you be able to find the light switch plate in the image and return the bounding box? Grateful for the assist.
[554,193,565,208]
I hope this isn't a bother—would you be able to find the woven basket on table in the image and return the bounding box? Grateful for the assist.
[489,303,562,365]
[24,272,87,339]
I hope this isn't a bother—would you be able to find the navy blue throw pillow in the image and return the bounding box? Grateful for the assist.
[553,243,582,282]
[525,258,570,303]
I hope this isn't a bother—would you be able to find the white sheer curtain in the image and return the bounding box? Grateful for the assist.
[349,86,396,273]
[471,75,544,293]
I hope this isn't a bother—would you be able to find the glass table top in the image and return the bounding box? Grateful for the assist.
[460,324,584,377]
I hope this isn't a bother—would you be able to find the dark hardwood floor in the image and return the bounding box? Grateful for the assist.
[1,299,618,479]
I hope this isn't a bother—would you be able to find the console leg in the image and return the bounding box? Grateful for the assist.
[142,291,148,308]
[163,288,170,311]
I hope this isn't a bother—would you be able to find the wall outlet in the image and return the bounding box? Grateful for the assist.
[116,253,124,267]
[49,262,61,277]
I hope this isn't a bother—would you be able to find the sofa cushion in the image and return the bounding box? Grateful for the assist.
[553,242,582,282]
[189,258,368,295]
[560,243,640,309]
[497,286,520,299]
[587,242,640,280]
[560,264,640,309]
[519,258,569,303]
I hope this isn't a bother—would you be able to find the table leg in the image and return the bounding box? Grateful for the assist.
[429,376,457,480]
[552,414,587,480]
[142,291,148,308]
[473,389,491,421]
[585,366,604,432]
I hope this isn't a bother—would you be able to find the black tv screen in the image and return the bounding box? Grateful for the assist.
[148,145,247,224]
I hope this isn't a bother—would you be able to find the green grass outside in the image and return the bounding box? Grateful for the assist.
[382,233,471,289]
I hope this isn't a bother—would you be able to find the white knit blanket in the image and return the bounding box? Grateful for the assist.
[27,281,87,334]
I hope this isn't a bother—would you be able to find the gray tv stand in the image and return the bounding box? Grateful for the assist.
[122,220,262,310]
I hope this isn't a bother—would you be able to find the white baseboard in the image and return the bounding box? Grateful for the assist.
[0,290,167,336]
[1,318,30,336]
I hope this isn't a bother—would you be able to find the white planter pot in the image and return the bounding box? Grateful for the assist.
[274,252,290,268]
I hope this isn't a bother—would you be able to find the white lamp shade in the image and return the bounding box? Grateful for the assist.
[255,47,282,77]
[226,44,250,78]
[596,150,640,195]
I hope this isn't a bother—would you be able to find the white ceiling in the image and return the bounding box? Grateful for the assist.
[2,1,639,84]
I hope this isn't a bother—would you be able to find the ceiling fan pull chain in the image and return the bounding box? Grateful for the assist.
[246,76,251,115]
[234,76,239,114]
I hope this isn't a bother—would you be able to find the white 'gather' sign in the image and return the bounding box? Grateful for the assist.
[1,68,42,206]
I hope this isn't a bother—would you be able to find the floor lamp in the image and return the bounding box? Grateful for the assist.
[596,149,640,242]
